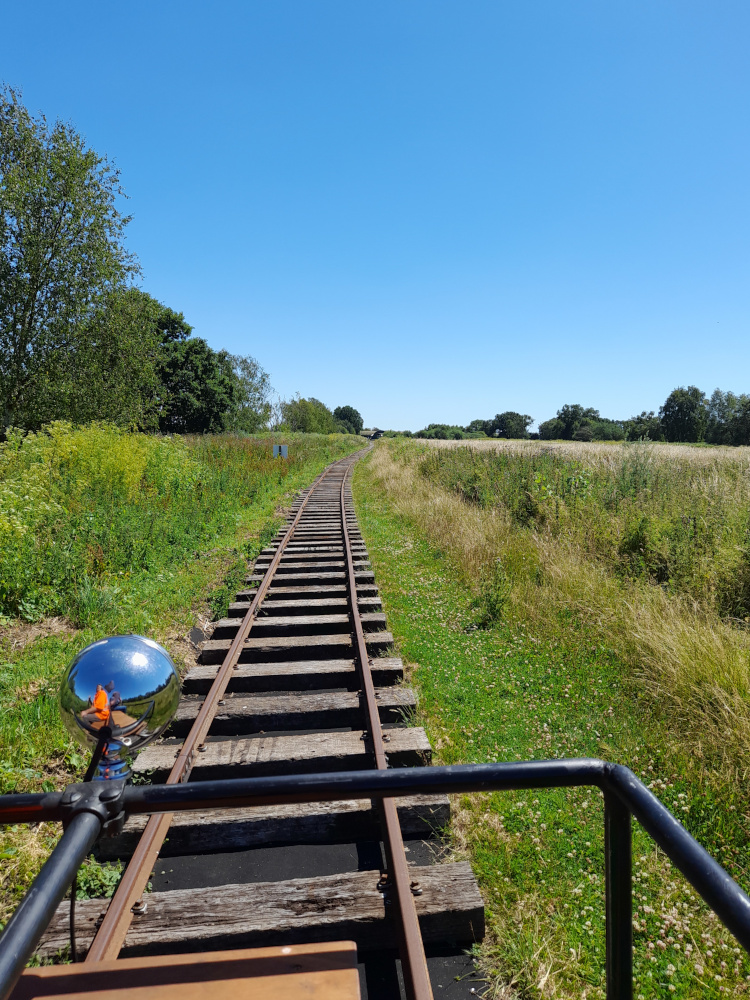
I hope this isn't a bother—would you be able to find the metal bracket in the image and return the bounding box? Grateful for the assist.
[60,779,127,838]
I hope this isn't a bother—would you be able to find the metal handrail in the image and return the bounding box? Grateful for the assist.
[1,759,749,1000]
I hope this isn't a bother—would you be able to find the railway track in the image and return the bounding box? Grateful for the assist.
[36,450,485,998]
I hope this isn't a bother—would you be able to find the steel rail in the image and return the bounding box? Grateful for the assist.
[5,762,750,1000]
[340,467,434,1000]
[84,462,335,962]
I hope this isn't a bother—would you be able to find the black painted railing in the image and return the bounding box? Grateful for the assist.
[1,759,749,1000]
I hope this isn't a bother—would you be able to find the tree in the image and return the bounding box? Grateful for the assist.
[730,397,750,446]
[538,417,564,440]
[333,405,363,435]
[659,386,708,443]
[626,411,663,441]
[556,404,600,439]
[157,337,235,434]
[465,419,490,435]
[225,354,273,433]
[47,287,163,428]
[0,87,139,428]
[488,411,533,438]
[279,396,336,433]
[537,404,622,441]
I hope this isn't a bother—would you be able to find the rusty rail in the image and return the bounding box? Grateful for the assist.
[340,467,433,1000]
[83,451,433,998]
[84,465,332,962]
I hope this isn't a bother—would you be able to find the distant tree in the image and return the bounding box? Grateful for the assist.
[225,354,273,433]
[0,86,139,428]
[557,404,600,439]
[538,417,564,440]
[489,411,533,439]
[280,396,336,433]
[625,411,664,441]
[157,337,236,433]
[587,418,626,441]
[706,389,735,445]
[731,397,750,446]
[572,425,594,442]
[333,405,363,435]
[415,423,468,439]
[705,390,750,446]
[659,386,708,443]
[538,404,624,441]
[465,419,490,435]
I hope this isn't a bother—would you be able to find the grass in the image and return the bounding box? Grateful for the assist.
[353,440,750,999]
[0,424,361,923]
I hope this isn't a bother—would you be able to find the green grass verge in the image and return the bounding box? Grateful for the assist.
[0,429,361,922]
[353,456,750,1000]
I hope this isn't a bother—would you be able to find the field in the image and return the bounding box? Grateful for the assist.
[353,438,750,999]
[0,423,362,919]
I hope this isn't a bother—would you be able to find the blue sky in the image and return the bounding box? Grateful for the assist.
[3,2,748,430]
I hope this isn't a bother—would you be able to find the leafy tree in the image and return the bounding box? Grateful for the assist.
[706,389,743,445]
[588,418,626,441]
[0,86,138,428]
[557,404,600,438]
[538,404,624,441]
[333,405,363,435]
[225,354,273,433]
[279,396,336,433]
[487,411,533,438]
[705,389,750,446]
[626,411,664,441]
[572,425,594,442]
[465,419,490,435]
[731,397,750,446]
[415,423,468,439]
[157,336,236,434]
[538,417,564,440]
[659,386,708,443]
[48,288,162,428]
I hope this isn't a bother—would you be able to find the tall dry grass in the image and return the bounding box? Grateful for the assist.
[422,436,750,469]
[366,441,750,779]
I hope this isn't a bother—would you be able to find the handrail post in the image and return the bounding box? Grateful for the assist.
[604,791,632,1000]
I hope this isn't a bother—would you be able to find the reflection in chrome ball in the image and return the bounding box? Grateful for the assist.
[60,635,180,778]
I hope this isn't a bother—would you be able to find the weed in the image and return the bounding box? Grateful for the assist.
[74,857,123,899]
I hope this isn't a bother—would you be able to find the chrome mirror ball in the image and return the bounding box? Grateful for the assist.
[59,635,180,780]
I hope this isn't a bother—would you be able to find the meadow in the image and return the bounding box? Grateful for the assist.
[353,438,750,999]
[0,423,361,919]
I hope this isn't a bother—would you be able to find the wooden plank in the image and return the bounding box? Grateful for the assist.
[254,561,369,574]
[256,552,350,563]
[244,571,375,586]
[259,546,368,555]
[199,631,393,665]
[234,585,378,601]
[169,687,415,736]
[37,862,483,958]
[227,597,381,618]
[211,613,387,640]
[15,943,360,1000]
[133,727,432,782]
[97,795,450,861]
[261,546,366,555]
[182,657,404,694]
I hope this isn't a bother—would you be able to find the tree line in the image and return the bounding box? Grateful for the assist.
[401,387,750,444]
[0,87,364,438]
